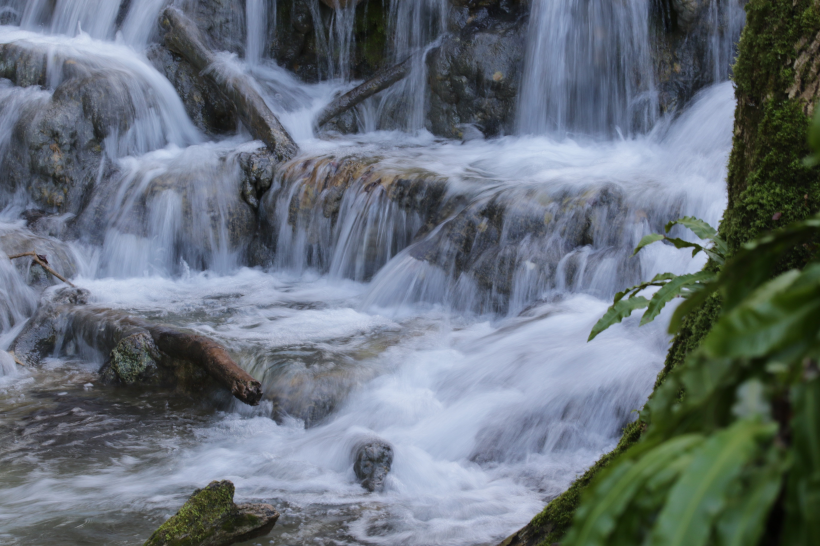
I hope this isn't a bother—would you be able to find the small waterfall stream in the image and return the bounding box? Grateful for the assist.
[0,1,743,544]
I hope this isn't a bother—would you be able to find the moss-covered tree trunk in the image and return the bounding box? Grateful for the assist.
[499,1,820,545]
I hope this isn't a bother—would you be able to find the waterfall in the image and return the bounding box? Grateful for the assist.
[518,0,657,137]
[359,0,448,132]
[0,2,746,545]
[706,0,747,82]
[245,0,271,66]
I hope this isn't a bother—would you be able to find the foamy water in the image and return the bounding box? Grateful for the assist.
[0,1,739,543]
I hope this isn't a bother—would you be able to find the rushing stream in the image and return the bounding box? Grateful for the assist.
[0,0,742,544]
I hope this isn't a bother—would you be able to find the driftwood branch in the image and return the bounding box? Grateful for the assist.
[7,251,75,287]
[315,56,413,128]
[73,308,263,405]
[160,7,299,162]
[11,291,263,406]
[8,351,24,367]
[148,325,263,405]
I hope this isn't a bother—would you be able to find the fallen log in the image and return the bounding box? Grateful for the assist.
[159,7,298,162]
[148,325,263,406]
[11,288,263,406]
[314,55,413,129]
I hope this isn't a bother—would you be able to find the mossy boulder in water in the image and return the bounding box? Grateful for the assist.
[101,332,162,386]
[144,480,279,546]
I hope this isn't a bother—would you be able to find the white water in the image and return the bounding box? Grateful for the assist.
[0,1,741,545]
[518,0,657,136]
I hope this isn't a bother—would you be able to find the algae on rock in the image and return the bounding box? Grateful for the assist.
[144,480,279,546]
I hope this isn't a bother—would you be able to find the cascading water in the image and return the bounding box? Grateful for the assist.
[518,0,658,137]
[0,1,744,545]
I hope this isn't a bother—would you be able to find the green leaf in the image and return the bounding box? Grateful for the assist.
[702,268,820,360]
[667,217,729,257]
[565,435,705,546]
[716,447,787,546]
[647,420,776,546]
[633,233,665,256]
[612,273,676,304]
[641,271,715,326]
[666,216,718,240]
[588,296,650,341]
[665,237,706,256]
[784,378,820,546]
[722,214,820,310]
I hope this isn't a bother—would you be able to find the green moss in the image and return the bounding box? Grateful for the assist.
[723,0,820,267]
[527,420,643,546]
[354,1,388,76]
[107,332,159,386]
[144,481,235,546]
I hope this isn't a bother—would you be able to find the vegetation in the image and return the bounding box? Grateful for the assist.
[558,111,820,545]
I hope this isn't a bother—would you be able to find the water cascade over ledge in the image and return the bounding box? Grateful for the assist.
[0,0,744,544]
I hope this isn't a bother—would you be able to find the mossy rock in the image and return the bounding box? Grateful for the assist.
[144,480,279,546]
[102,332,162,386]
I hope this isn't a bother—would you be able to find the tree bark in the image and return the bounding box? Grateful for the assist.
[160,7,298,163]
[315,56,413,128]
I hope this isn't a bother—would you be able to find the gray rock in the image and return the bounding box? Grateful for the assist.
[9,287,90,367]
[0,224,78,288]
[354,440,394,492]
[238,148,277,209]
[1,67,136,214]
[427,10,526,137]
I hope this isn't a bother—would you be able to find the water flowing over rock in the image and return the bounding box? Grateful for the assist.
[353,440,394,492]
[0,1,749,545]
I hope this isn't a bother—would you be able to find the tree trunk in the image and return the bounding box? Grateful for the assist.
[160,7,298,163]
[315,56,413,128]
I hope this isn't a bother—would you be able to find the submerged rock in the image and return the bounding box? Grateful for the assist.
[144,480,279,546]
[354,440,394,492]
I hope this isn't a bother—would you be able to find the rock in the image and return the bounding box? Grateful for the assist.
[426,9,527,137]
[353,441,394,492]
[144,480,279,546]
[238,148,276,209]
[101,332,162,386]
[9,287,91,367]
[0,224,78,288]
[671,0,706,29]
[1,66,137,214]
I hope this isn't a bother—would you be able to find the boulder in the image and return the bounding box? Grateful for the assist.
[9,287,90,367]
[144,481,279,546]
[427,5,527,137]
[0,224,78,288]
[353,440,394,492]
[101,332,162,386]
